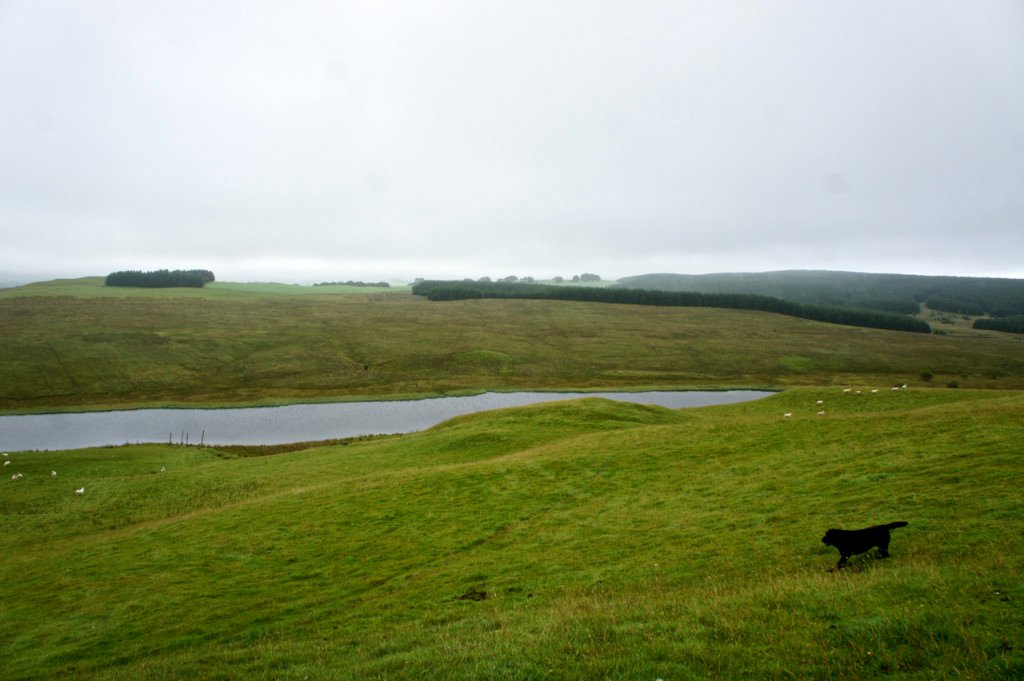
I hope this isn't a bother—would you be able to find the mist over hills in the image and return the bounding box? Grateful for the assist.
[616,270,1024,317]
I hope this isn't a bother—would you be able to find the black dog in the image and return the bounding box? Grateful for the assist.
[822,521,908,570]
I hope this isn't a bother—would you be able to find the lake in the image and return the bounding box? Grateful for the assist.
[0,390,772,451]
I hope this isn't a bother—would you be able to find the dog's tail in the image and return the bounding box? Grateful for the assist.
[886,521,909,530]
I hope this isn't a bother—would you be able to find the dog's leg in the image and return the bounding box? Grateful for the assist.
[877,532,892,558]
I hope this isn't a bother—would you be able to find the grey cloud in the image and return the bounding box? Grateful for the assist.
[1,1,1022,283]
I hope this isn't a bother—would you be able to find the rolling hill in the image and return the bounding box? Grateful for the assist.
[616,270,1024,317]
[3,278,1024,412]
[1,389,1021,678]
[2,276,1022,678]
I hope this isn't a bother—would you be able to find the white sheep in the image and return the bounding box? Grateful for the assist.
[11,474,17,481]
[842,388,852,393]
[52,470,58,478]
[75,487,85,496]
[816,400,824,405]
[870,389,879,394]
[783,413,792,418]
[160,466,166,473]
[817,410,826,416]
[3,460,9,467]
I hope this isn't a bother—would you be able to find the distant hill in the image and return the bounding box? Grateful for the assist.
[616,270,1024,317]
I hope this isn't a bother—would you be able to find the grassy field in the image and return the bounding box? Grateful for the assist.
[1,388,1021,679]
[2,278,1024,413]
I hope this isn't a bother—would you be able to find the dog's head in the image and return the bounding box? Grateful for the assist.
[821,529,838,546]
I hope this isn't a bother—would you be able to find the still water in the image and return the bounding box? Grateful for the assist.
[0,390,771,451]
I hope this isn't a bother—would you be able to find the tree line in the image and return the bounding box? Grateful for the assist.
[972,316,1024,334]
[921,281,1024,317]
[617,271,1024,318]
[105,269,216,288]
[411,280,932,333]
[313,281,391,288]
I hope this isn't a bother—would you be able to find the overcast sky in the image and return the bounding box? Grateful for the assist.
[2,1,1022,284]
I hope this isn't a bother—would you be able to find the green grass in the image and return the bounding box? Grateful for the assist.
[3,278,1024,412]
[1,388,1021,679]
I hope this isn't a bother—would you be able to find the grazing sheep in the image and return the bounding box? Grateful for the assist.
[816,400,824,405]
[11,474,17,481]
[52,470,58,478]
[160,467,166,473]
[75,487,85,496]
[817,411,826,416]
[3,460,9,466]
[783,413,792,418]
[842,388,852,393]
[870,389,879,394]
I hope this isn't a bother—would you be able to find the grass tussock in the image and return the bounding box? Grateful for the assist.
[1,388,1021,679]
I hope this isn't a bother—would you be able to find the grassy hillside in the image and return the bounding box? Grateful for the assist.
[1,389,1020,679]
[411,279,932,333]
[3,278,1024,412]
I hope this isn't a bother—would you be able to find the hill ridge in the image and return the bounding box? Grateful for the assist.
[617,269,1024,317]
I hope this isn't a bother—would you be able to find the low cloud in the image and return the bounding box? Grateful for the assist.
[1,1,1022,283]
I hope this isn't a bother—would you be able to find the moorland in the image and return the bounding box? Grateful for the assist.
[2,276,1023,413]
[0,274,1022,679]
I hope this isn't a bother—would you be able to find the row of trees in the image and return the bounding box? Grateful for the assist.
[855,298,922,315]
[973,316,1024,334]
[105,269,215,288]
[926,295,987,317]
[922,283,1024,318]
[411,280,932,333]
[313,281,391,288]
[481,276,536,284]
[416,274,600,285]
[617,271,1024,318]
